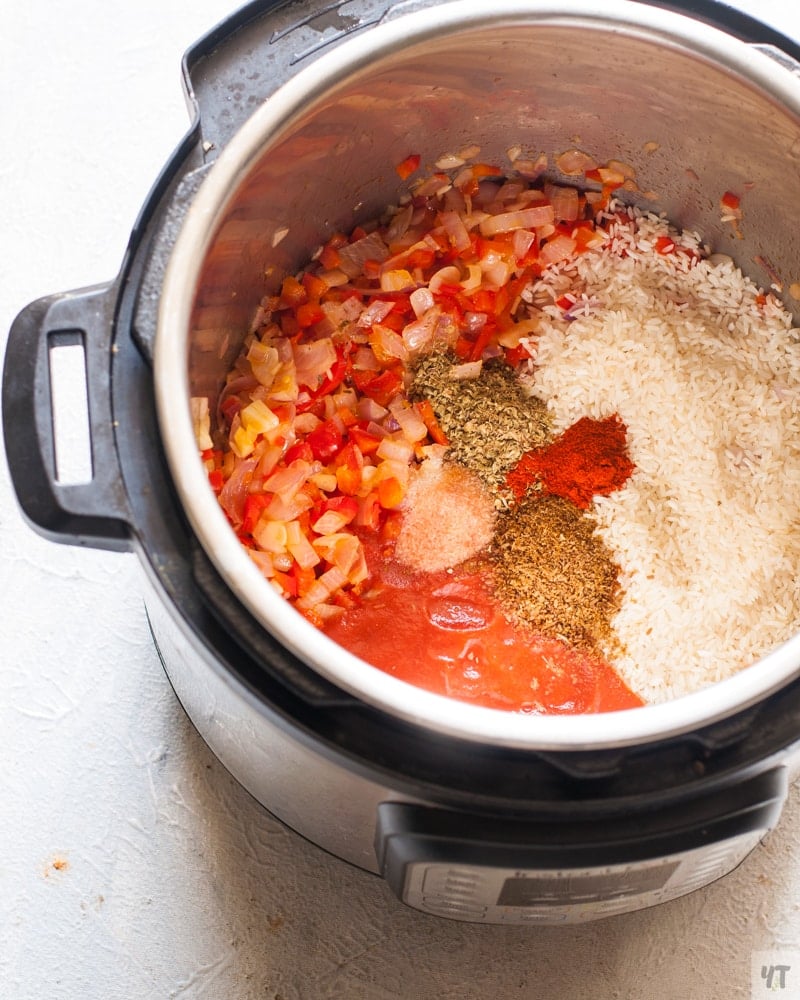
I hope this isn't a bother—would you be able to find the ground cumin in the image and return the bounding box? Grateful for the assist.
[491,494,621,650]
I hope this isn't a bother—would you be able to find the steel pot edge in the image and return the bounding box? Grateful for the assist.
[155,0,800,751]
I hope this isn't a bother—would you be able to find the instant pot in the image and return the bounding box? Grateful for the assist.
[6,0,800,924]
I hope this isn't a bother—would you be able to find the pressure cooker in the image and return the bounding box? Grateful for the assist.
[6,0,800,924]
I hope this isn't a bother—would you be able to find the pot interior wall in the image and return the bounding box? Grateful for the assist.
[187,11,800,406]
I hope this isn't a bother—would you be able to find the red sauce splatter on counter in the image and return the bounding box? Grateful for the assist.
[325,536,643,715]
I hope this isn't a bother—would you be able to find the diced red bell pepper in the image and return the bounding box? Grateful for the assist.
[415,400,449,446]
[241,494,271,535]
[295,301,326,328]
[720,190,740,211]
[406,247,436,269]
[280,275,307,307]
[273,569,298,598]
[469,323,496,361]
[335,442,363,495]
[220,395,242,425]
[351,368,403,407]
[314,495,359,525]
[377,477,404,509]
[302,272,327,299]
[306,420,344,462]
[295,349,349,413]
[349,425,383,455]
[208,469,225,492]
[504,343,532,367]
[396,153,421,180]
[355,492,382,531]
[654,235,676,255]
[292,562,318,598]
[283,440,314,465]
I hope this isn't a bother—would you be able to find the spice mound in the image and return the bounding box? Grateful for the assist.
[395,457,496,573]
[507,414,635,508]
[411,353,551,495]
[492,494,621,650]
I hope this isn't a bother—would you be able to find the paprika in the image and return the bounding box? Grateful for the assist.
[507,414,634,508]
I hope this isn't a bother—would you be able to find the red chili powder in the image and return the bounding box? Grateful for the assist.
[507,414,634,508]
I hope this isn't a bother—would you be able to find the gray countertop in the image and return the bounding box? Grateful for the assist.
[3,2,800,997]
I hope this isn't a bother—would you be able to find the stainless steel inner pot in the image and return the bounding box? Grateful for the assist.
[156,0,800,750]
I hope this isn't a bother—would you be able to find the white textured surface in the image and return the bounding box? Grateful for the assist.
[3,2,800,998]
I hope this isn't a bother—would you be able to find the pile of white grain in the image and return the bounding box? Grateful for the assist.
[526,206,800,703]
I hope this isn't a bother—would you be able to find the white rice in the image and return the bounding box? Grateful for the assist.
[527,206,800,703]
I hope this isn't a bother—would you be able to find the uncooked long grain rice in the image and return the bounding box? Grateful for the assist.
[528,205,800,703]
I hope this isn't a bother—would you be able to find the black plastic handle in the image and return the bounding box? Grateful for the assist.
[3,283,133,551]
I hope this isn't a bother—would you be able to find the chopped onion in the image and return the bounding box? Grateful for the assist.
[464,311,488,335]
[313,533,362,577]
[413,173,453,198]
[296,565,348,609]
[460,264,483,292]
[255,443,284,479]
[385,202,413,242]
[449,360,483,380]
[512,227,536,260]
[357,298,395,328]
[342,297,363,321]
[253,519,288,553]
[286,525,322,570]
[357,397,389,422]
[318,268,349,287]
[540,233,577,265]
[409,286,435,318]
[380,269,416,292]
[389,399,428,443]
[480,204,554,235]
[376,435,415,464]
[428,266,462,293]
[483,259,512,288]
[312,511,352,536]
[514,153,548,179]
[293,337,336,389]
[545,184,579,222]
[459,143,481,160]
[473,180,502,206]
[441,186,467,214]
[264,459,312,501]
[246,341,281,388]
[373,457,410,489]
[436,152,466,170]
[497,318,540,347]
[440,210,471,252]
[191,396,213,451]
[337,230,390,278]
[353,346,381,371]
[294,412,322,434]
[365,420,389,439]
[218,458,257,522]
[370,323,409,362]
[248,549,275,578]
[556,148,597,176]
[607,159,637,180]
[266,489,313,523]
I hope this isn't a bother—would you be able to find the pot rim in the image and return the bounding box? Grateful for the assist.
[156,0,800,751]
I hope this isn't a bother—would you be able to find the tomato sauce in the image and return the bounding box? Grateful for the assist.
[326,537,643,714]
